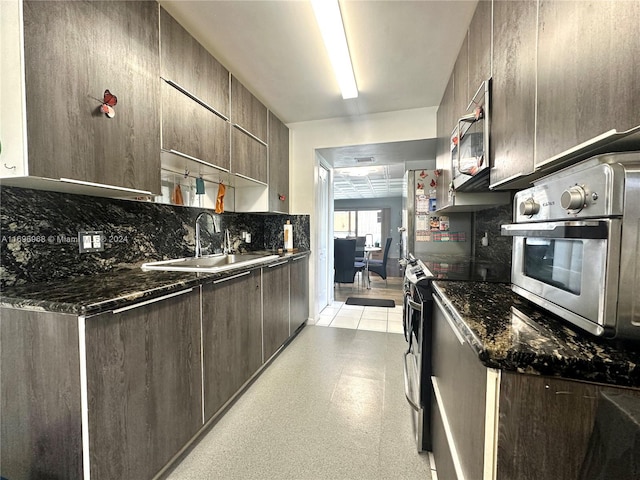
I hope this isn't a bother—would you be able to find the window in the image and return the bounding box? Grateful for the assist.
[333,210,356,238]
[334,209,382,246]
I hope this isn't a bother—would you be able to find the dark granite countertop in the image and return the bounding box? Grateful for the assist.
[432,281,640,388]
[1,251,310,316]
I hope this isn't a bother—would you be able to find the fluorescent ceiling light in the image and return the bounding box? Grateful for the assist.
[310,0,358,99]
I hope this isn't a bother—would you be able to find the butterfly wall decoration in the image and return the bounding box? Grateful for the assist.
[99,90,117,118]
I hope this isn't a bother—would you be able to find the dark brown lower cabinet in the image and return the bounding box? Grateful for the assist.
[1,308,83,480]
[497,373,640,479]
[432,295,640,480]
[431,295,488,480]
[202,270,263,420]
[1,260,307,479]
[262,261,290,360]
[85,288,202,480]
[289,255,309,333]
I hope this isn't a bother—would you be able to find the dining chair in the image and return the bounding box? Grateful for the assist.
[368,237,393,285]
[334,238,365,286]
[354,236,366,262]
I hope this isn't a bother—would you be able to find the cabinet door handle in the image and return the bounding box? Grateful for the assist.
[59,178,153,196]
[267,261,289,268]
[213,271,250,284]
[112,288,193,314]
[166,149,230,173]
[292,256,306,262]
[234,172,268,187]
[163,78,229,121]
[232,123,268,146]
[433,294,466,345]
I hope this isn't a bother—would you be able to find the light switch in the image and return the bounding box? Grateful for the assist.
[78,230,105,253]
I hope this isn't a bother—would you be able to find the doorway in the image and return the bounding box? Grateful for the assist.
[315,161,332,311]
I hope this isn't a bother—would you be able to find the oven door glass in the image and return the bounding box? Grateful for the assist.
[524,238,583,295]
[509,219,621,332]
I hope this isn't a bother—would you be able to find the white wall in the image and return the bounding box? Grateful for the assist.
[287,106,438,321]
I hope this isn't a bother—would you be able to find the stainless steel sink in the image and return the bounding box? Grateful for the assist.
[141,253,280,273]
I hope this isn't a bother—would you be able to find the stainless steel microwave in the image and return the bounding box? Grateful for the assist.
[450,79,491,192]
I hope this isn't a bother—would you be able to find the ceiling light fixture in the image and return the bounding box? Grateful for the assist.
[310,0,358,100]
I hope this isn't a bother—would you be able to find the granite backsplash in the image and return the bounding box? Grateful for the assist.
[0,186,309,287]
[474,202,513,265]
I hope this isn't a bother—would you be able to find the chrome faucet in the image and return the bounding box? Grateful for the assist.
[195,212,216,258]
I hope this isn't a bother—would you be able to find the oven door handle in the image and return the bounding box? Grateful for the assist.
[501,220,609,239]
[403,352,421,412]
[406,298,423,312]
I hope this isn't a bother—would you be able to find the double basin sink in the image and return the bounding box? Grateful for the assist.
[141,253,280,273]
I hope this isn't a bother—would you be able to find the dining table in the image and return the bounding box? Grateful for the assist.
[363,245,381,289]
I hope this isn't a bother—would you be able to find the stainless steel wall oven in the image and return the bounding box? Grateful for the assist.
[503,152,640,340]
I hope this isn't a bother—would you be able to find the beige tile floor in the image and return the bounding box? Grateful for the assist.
[317,301,404,334]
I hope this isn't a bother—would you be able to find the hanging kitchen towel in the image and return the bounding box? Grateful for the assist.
[172,184,184,205]
[215,182,226,213]
[195,177,205,195]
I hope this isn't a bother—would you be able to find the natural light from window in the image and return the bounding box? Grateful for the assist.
[334,209,382,246]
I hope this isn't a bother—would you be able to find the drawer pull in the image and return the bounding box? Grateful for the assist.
[434,294,466,345]
[267,261,289,268]
[213,271,250,284]
[112,288,193,314]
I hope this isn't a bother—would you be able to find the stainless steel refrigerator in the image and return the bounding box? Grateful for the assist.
[401,169,472,260]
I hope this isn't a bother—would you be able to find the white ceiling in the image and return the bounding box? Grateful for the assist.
[159,0,479,198]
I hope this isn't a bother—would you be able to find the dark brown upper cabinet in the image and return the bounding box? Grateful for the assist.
[159,8,231,173]
[231,76,268,143]
[160,8,229,118]
[436,74,456,210]
[489,0,538,190]
[268,112,290,213]
[535,0,640,166]
[231,76,268,184]
[454,33,470,117]
[468,0,492,97]
[161,82,231,172]
[22,1,161,194]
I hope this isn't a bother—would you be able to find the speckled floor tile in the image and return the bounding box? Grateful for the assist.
[165,326,432,480]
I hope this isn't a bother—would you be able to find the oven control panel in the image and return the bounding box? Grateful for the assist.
[513,159,627,222]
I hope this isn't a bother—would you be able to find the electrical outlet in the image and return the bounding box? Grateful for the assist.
[78,231,104,253]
